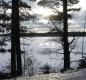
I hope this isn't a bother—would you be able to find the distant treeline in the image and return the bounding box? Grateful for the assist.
[0,32,86,37]
[20,32,86,37]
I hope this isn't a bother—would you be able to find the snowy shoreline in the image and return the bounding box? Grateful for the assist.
[7,68,86,80]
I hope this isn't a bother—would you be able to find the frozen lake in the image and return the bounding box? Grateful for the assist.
[0,37,86,71]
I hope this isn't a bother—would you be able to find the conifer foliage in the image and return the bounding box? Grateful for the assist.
[38,0,80,70]
[0,0,32,77]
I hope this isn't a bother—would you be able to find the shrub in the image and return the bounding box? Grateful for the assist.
[77,59,86,69]
[0,71,10,79]
[41,63,51,74]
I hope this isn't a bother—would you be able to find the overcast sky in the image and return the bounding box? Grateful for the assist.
[4,0,86,32]
[24,0,86,14]
[22,0,86,32]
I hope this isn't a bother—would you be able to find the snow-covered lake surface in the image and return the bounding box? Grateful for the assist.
[0,37,86,71]
[8,68,86,80]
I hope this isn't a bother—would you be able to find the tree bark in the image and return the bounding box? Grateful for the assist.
[11,0,22,77]
[11,0,17,77]
[63,0,70,70]
[14,0,22,76]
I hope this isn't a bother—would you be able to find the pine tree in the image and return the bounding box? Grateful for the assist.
[11,0,22,77]
[0,0,11,53]
[38,0,80,70]
[0,0,32,77]
[63,0,70,70]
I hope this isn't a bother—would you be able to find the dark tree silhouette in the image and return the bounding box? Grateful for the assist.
[63,0,70,70]
[0,0,33,77]
[11,0,22,77]
[0,0,11,53]
[38,0,80,70]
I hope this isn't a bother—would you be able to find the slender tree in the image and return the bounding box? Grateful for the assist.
[63,0,70,70]
[38,0,80,70]
[11,0,22,77]
[0,0,35,77]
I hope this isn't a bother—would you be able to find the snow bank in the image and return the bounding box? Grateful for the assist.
[8,68,86,80]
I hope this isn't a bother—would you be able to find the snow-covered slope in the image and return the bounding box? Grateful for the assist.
[8,68,86,80]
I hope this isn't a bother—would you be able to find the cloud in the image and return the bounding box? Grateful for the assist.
[68,10,86,31]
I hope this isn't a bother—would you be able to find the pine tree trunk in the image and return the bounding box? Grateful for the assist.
[11,0,22,77]
[14,0,22,76]
[63,0,70,70]
[11,0,17,77]
[11,37,16,77]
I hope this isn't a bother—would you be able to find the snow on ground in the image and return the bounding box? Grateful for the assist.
[8,68,86,80]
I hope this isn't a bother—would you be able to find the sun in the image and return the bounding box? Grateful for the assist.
[35,7,53,17]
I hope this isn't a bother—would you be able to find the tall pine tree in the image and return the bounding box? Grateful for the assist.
[11,0,22,77]
[0,0,32,77]
[63,0,70,70]
[38,0,80,70]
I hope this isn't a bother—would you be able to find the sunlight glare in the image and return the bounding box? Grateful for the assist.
[78,0,86,10]
[35,7,53,17]
[39,19,48,23]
